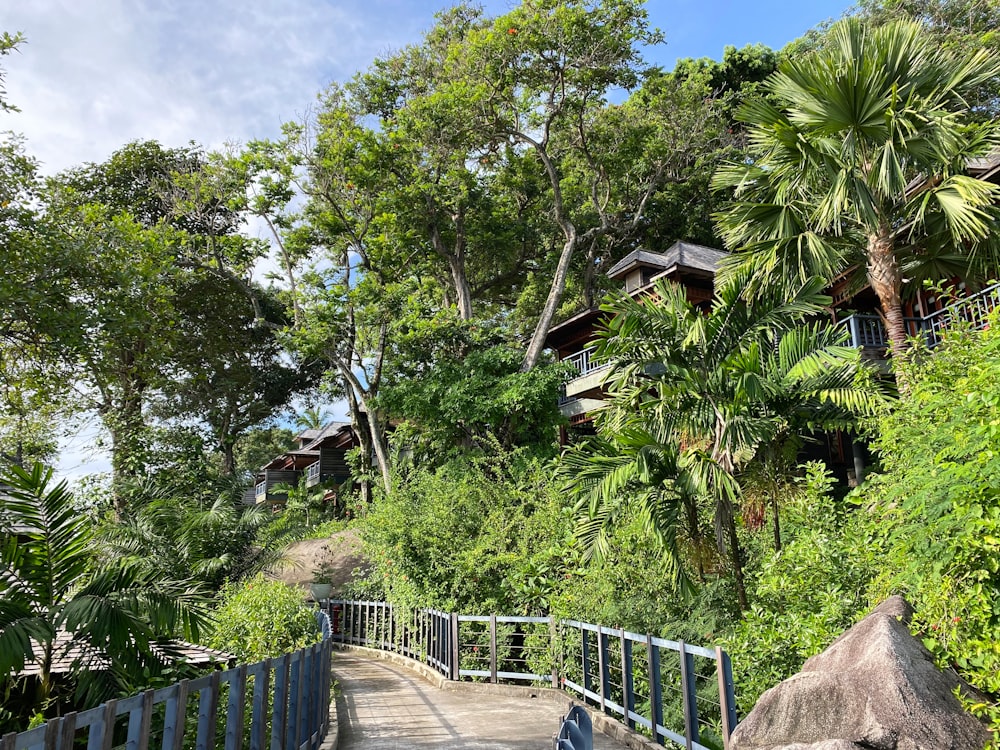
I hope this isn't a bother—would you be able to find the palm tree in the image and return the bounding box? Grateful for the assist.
[0,464,207,713]
[714,17,1000,357]
[560,278,887,612]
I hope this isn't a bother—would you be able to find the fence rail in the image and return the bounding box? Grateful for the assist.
[3,612,332,750]
[327,599,736,750]
[840,280,1000,350]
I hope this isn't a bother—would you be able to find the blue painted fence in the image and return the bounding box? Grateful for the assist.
[327,599,737,750]
[2,611,332,750]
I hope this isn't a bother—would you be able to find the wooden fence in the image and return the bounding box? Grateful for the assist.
[2,612,332,750]
[328,599,737,750]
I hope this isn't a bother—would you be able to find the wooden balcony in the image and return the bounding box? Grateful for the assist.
[841,280,1000,350]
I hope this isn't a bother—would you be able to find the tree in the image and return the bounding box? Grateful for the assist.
[444,0,667,370]
[851,0,1000,119]
[0,464,205,718]
[0,31,23,113]
[714,17,1000,358]
[561,277,885,611]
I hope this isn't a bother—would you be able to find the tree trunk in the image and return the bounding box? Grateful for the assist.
[447,251,473,321]
[724,502,749,614]
[771,490,782,553]
[866,231,908,356]
[521,229,577,371]
[221,441,236,476]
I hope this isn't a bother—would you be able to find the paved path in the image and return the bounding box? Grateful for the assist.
[332,651,630,749]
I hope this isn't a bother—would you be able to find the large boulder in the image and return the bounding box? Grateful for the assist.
[731,596,991,750]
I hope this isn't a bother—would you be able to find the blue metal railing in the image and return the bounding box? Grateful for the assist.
[3,612,333,750]
[840,280,1000,349]
[327,599,736,749]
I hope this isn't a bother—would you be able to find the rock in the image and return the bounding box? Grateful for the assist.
[730,596,990,750]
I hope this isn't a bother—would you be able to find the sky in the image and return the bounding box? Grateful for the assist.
[2,0,852,479]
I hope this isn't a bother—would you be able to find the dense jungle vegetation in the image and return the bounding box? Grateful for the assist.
[3,0,1000,742]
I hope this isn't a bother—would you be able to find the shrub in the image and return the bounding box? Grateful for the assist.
[208,574,319,662]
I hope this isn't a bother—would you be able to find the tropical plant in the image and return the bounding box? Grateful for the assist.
[207,575,319,663]
[560,277,887,612]
[0,463,206,717]
[99,472,280,591]
[714,17,1000,357]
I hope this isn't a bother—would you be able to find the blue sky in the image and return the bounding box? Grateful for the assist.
[4,0,851,175]
[2,0,851,478]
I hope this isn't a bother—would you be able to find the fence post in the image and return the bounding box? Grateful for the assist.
[270,654,289,750]
[450,613,460,680]
[98,699,117,750]
[581,628,591,699]
[195,673,221,750]
[598,628,610,713]
[58,713,77,750]
[647,634,663,746]
[489,614,498,684]
[225,665,247,750]
[162,682,187,750]
[621,635,634,729]
[250,661,270,750]
[549,616,560,688]
[678,641,698,748]
[715,646,737,749]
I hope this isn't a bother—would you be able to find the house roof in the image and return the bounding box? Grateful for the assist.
[302,422,353,451]
[606,241,728,280]
[18,631,234,676]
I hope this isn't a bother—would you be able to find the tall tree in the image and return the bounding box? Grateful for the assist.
[444,0,666,370]
[714,17,1000,358]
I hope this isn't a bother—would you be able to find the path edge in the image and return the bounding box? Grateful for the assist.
[332,644,659,750]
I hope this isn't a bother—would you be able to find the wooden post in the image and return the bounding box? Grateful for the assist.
[549,616,560,689]
[678,641,697,749]
[581,629,591,698]
[196,672,221,750]
[489,614,498,684]
[597,628,610,712]
[225,665,247,750]
[715,646,737,749]
[98,699,117,750]
[647,635,663,746]
[621,635,635,729]
[250,661,270,750]
[161,682,188,750]
[58,712,77,750]
[270,655,289,750]
[43,717,58,750]
[286,651,302,750]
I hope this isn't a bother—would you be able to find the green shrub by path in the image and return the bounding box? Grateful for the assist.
[207,574,319,662]
[861,316,1000,736]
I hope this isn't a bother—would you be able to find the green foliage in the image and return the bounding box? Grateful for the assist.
[207,575,319,662]
[725,463,880,715]
[378,319,569,461]
[861,315,1000,733]
[0,463,207,726]
[359,451,573,614]
[714,16,1000,354]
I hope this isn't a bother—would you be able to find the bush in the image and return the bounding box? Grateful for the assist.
[860,316,1000,735]
[208,574,319,662]
[358,451,572,614]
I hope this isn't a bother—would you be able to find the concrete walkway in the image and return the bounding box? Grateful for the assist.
[332,651,630,749]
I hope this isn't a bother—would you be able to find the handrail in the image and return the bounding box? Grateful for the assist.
[564,347,610,378]
[327,599,736,750]
[840,280,1000,349]
[3,611,333,750]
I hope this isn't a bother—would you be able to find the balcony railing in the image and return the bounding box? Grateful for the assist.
[923,281,1000,347]
[840,280,1000,349]
[254,481,266,498]
[564,346,610,377]
[305,460,321,488]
